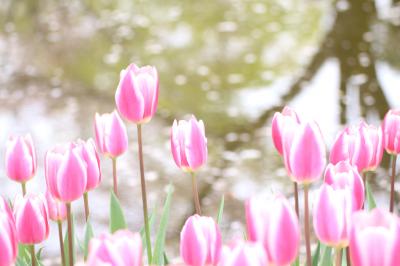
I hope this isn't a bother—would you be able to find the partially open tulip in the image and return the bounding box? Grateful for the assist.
[219,241,268,266]
[324,161,364,210]
[95,110,128,158]
[115,63,159,124]
[5,134,36,183]
[87,230,142,266]
[349,208,400,266]
[382,109,400,154]
[0,197,17,266]
[282,121,326,184]
[74,139,101,192]
[271,106,301,155]
[45,143,87,203]
[45,190,67,221]
[180,215,221,266]
[171,116,207,172]
[246,195,299,266]
[13,194,49,245]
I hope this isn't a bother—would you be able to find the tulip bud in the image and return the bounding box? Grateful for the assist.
[219,241,268,266]
[45,190,67,221]
[382,109,400,154]
[5,134,36,183]
[271,106,301,155]
[180,215,222,266]
[74,139,101,192]
[95,110,128,158]
[115,63,159,124]
[171,116,207,172]
[0,197,17,266]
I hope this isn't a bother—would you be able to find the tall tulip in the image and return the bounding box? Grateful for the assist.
[171,115,207,215]
[0,197,17,266]
[5,134,36,195]
[349,208,400,266]
[246,195,299,266]
[219,241,267,266]
[95,110,128,196]
[180,215,222,266]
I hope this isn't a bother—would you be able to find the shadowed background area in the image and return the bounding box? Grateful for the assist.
[0,0,400,263]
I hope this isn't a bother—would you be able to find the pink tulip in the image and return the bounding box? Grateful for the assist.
[324,161,364,210]
[5,134,37,183]
[382,109,400,154]
[45,190,67,221]
[219,241,268,266]
[0,197,17,266]
[282,121,326,184]
[87,230,142,266]
[180,215,222,266]
[13,194,49,245]
[171,116,207,172]
[94,110,128,158]
[115,63,159,124]
[313,184,355,248]
[271,106,301,155]
[246,195,299,266]
[349,208,400,266]
[45,143,87,202]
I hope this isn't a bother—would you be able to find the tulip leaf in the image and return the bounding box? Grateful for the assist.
[140,209,156,252]
[312,241,321,266]
[320,245,332,266]
[216,195,225,225]
[64,215,77,266]
[152,184,174,265]
[17,244,30,263]
[163,252,170,265]
[109,191,127,233]
[291,257,299,266]
[84,219,94,260]
[366,181,377,210]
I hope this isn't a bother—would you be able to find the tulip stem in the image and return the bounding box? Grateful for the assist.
[191,172,202,215]
[390,155,397,213]
[137,124,152,264]
[30,245,36,266]
[83,192,89,222]
[57,220,66,266]
[66,203,74,266]
[21,182,26,196]
[304,184,312,266]
[335,248,342,266]
[346,247,351,266]
[112,157,118,197]
[294,182,299,217]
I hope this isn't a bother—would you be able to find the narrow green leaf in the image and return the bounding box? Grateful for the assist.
[84,219,94,260]
[109,191,127,233]
[216,195,225,225]
[17,244,30,263]
[312,241,321,266]
[342,248,347,266]
[163,251,170,265]
[366,181,377,210]
[140,210,156,252]
[320,245,332,266]
[152,184,174,265]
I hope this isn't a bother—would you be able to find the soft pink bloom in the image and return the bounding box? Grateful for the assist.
[13,194,49,245]
[95,110,128,158]
[349,208,400,266]
[171,116,207,172]
[87,230,142,266]
[382,110,400,154]
[324,161,364,210]
[313,184,355,248]
[282,121,326,184]
[271,106,301,155]
[5,134,37,183]
[45,143,87,202]
[180,215,222,266]
[45,190,67,221]
[219,241,268,266]
[0,197,17,266]
[246,195,299,266]
[115,63,159,124]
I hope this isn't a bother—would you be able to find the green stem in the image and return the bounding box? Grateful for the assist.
[30,245,36,266]
[21,182,26,196]
[112,157,118,197]
[304,184,312,266]
[335,248,342,266]
[83,192,89,222]
[294,182,299,217]
[390,155,397,212]
[66,203,73,266]
[137,124,152,264]
[346,246,351,266]
[191,172,202,215]
[57,220,66,266]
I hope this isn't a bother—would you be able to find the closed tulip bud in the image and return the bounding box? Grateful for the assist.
[95,110,128,158]
[271,106,301,155]
[246,195,300,266]
[349,208,400,266]
[5,134,37,183]
[115,63,159,124]
[45,190,67,221]
[13,194,49,245]
[45,143,87,202]
[171,116,207,172]
[324,161,364,210]
[283,121,326,184]
[180,215,222,266]
[219,241,268,266]
[382,110,400,154]
[0,197,17,266]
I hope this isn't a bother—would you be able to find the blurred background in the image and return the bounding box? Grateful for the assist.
[0,0,400,263]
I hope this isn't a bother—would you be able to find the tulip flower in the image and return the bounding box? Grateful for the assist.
[0,197,17,266]
[271,106,301,155]
[180,215,222,266]
[324,161,364,210]
[5,134,37,195]
[246,195,299,266]
[219,241,268,266]
[87,230,142,266]
[349,208,400,266]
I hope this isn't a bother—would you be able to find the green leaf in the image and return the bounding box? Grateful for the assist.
[109,191,127,233]
[84,219,94,260]
[163,251,170,265]
[366,181,377,210]
[312,241,321,266]
[152,184,174,265]
[320,245,332,266]
[140,209,156,252]
[64,215,77,266]
[216,195,224,225]
[291,257,300,266]
[17,244,30,264]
